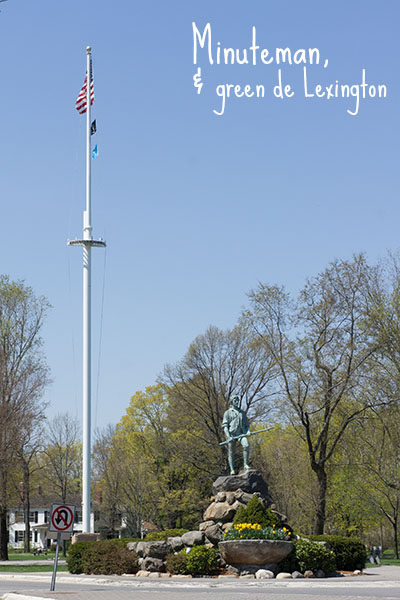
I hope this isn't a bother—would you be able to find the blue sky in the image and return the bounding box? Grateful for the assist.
[0,0,398,429]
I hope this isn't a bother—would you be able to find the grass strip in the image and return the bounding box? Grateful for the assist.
[8,553,56,561]
[0,565,69,573]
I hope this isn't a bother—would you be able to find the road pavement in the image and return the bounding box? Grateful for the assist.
[0,566,400,600]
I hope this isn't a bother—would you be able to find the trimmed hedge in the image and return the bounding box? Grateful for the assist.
[105,537,141,545]
[81,540,138,575]
[66,541,95,574]
[166,546,219,576]
[279,539,336,574]
[145,529,189,541]
[186,546,219,576]
[66,540,138,575]
[165,550,188,575]
[308,535,367,571]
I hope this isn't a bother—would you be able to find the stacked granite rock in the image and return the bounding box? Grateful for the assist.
[127,531,206,573]
[199,469,285,544]
[128,470,284,574]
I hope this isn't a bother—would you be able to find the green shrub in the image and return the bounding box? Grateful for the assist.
[295,539,336,573]
[186,545,219,576]
[145,528,189,541]
[308,535,367,571]
[233,506,247,524]
[280,539,336,574]
[165,550,188,575]
[279,545,300,573]
[66,541,95,574]
[232,496,276,528]
[81,540,138,575]
[104,537,140,546]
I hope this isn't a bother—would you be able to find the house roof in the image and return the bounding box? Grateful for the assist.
[9,490,99,511]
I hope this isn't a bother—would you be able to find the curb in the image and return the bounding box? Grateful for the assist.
[2,595,56,600]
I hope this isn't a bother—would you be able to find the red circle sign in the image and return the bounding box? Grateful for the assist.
[50,505,74,531]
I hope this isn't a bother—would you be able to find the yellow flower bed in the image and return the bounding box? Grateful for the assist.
[224,523,290,541]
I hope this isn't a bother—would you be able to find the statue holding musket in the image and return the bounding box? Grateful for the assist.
[221,395,250,475]
[220,395,272,475]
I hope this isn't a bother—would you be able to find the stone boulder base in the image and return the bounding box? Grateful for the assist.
[140,557,165,572]
[204,523,224,545]
[131,541,171,558]
[199,521,214,531]
[142,541,172,558]
[276,572,292,579]
[212,469,272,502]
[219,540,293,566]
[256,569,275,579]
[203,500,242,522]
[181,531,205,546]
[168,536,184,551]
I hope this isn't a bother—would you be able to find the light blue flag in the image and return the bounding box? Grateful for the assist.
[92,144,98,159]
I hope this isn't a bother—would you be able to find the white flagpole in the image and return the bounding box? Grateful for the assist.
[82,45,92,534]
[68,46,106,535]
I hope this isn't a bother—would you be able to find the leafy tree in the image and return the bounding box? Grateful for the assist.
[92,424,122,538]
[42,413,82,501]
[111,385,179,533]
[252,425,319,533]
[0,276,50,559]
[164,323,276,474]
[109,385,211,532]
[245,255,381,533]
[325,451,380,539]
[342,407,400,557]
[16,416,46,552]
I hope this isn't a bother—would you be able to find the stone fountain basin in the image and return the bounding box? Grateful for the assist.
[218,539,293,565]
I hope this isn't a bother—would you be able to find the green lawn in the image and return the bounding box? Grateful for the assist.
[8,552,56,561]
[0,564,68,572]
[366,551,400,568]
[382,558,400,566]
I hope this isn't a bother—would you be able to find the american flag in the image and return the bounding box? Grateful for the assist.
[75,58,94,114]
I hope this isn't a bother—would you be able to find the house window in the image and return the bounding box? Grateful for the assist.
[15,511,24,523]
[14,531,33,543]
[15,531,24,543]
[34,531,38,543]
[29,511,38,523]
[75,510,82,523]
[44,511,49,523]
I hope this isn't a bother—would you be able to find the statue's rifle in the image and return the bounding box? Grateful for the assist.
[218,427,273,446]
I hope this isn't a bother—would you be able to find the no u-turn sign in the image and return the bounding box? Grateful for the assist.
[48,504,75,533]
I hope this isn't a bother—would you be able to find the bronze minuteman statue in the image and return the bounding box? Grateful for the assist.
[222,395,250,475]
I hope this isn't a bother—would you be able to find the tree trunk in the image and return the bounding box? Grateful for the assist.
[0,508,8,560]
[23,465,31,553]
[23,505,30,553]
[393,516,398,560]
[314,466,327,535]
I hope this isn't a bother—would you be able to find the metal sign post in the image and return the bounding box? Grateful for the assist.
[48,504,75,591]
[50,532,61,592]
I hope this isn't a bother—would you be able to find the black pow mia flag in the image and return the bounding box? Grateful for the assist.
[91,119,97,135]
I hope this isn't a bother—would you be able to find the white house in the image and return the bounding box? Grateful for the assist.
[8,490,96,550]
